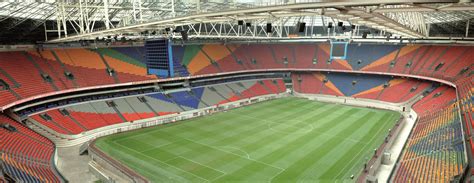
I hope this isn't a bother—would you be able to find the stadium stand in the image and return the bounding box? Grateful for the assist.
[0,49,157,108]
[411,86,457,115]
[0,114,59,182]
[0,52,56,99]
[455,76,474,160]
[376,79,432,103]
[392,103,466,182]
[173,43,471,82]
[292,72,431,103]
[3,0,474,182]
[0,43,471,183]
[1,44,471,110]
[28,79,284,134]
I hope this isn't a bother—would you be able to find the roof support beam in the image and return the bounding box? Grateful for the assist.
[466,19,470,37]
[47,0,470,42]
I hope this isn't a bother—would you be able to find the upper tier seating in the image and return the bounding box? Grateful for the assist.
[0,114,60,182]
[0,43,471,183]
[28,79,284,135]
[0,49,156,108]
[0,44,471,110]
[177,44,472,82]
[0,52,56,101]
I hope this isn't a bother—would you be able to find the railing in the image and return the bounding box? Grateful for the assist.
[51,148,67,183]
[357,116,406,182]
[388,116,417,181]
[88,141,148,183]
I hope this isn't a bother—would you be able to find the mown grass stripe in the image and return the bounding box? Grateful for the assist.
[124,98,302,145]
[131,98,312,176]
[144,100,324,172]
[160,99,314,146]
[309,112,394,180]
[256,108,361,164]
[236,103,345,155]
[205,101,325,145]
[94,98,401,182]
[222,108,364,180]
[270,111,376,181]
[340,112,399,179]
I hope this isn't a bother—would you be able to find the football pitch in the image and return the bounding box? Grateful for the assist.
[94,97,400,182]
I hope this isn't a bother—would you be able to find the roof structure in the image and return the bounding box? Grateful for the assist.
[1,0,474,44]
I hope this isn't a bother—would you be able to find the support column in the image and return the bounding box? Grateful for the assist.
[196,0,200,13]
[466,19,470,38]
[103,0,110,29]
[171,0,175,17]
[61,3,68,37]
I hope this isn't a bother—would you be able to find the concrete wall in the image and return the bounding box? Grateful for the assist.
[89,146,144,183]
[294,92,407,112]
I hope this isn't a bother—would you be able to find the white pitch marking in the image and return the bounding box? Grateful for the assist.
[336,114,395,180]
[113,141,211,182]
[138,140,178,153]
[168,155,227,176]
[214,146,251,159]
[181,137,285,172]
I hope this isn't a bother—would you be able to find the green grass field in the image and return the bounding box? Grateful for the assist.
[94,97,400,182]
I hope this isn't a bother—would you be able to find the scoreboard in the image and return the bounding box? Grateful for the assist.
[329,40,349,60]
[145,39,174,78]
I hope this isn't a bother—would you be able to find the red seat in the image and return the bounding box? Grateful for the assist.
[0,114,59,182]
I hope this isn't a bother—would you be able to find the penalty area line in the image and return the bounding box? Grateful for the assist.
[113,141,211,182]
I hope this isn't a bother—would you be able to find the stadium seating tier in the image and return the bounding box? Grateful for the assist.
[28,79,285,135]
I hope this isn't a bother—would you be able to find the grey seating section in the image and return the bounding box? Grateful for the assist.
[240,80,258,89]
[65,104,109,124]
[226,80,257,96]
[144,95,193,112]
[225,83,245,95]
[67,103,98,113]
[212,84,236,97]
[190,89,211,109]
[200,87,227,106]
[113,98,139,115]
[124,97,155,114]
[89,101,116,114]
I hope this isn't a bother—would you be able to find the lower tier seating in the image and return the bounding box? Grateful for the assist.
[392,104,465,182]
[292,73,430,103]
[0,114,60,182]
[28,79,285,135]
[454,76,474,167]
[412,86,457,115]
[393,83,466,182]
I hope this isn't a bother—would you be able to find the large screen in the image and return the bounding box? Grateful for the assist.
[330,41,348,60]
[145,39,174,78]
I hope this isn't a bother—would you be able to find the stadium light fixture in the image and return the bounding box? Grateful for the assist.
[362,32,368,39]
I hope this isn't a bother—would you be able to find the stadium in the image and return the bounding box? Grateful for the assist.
[0,0,473,182]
